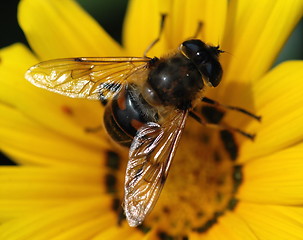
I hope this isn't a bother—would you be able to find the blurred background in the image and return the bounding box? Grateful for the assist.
[0,0,302,62]
[0,0,302,164]
[0,0,128,47]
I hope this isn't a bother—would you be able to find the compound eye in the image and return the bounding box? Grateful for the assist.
[200,60,223,87]
[180,39,223,87]
[180,39,206,59]
[194,50,208,64]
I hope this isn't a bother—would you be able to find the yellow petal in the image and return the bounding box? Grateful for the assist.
[0,167,117,223]
[218,0,303,101]
[239,61,303,162]
[122,0,166,56]
[0,104,108,166]
[0,166,105,205]
[190,211,261,240]
[238,142,303,205]
[192,218,246,240]
[0,44,108,148]
[18,0,123,60]
[51,214,116,240]
[123,0,227,56]
[236,202,303,239]
[217,212,259,240]
[0,197,115,240]
[0,199,65,222]
[164,0,227,49]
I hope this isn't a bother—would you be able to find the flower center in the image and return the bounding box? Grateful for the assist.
[106,117,243,238]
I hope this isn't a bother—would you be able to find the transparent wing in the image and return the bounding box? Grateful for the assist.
[124,110,188,227]
[25,57,151,100]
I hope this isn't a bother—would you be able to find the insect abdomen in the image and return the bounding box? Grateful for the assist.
[104,84,158,147]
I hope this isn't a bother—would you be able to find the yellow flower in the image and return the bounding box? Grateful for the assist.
[1,0,303,239]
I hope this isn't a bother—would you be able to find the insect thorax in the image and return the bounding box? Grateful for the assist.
[147,53,204,110]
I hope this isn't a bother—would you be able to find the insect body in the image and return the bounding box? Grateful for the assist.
[103,83,159,147]
[25,39,223,227]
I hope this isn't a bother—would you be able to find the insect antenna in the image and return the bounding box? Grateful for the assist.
[143,14,167,57]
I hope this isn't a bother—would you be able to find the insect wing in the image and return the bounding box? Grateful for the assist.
[25,57,150,100]
[124,110,188,227]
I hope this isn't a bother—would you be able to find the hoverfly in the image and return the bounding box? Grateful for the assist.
[26,37,258,227]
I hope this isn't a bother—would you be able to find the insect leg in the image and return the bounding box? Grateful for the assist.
[85,125,103,133]
[189,110,255,140]
[143,14,167,57]
[192,21,203,39]
[201,97,261,121]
